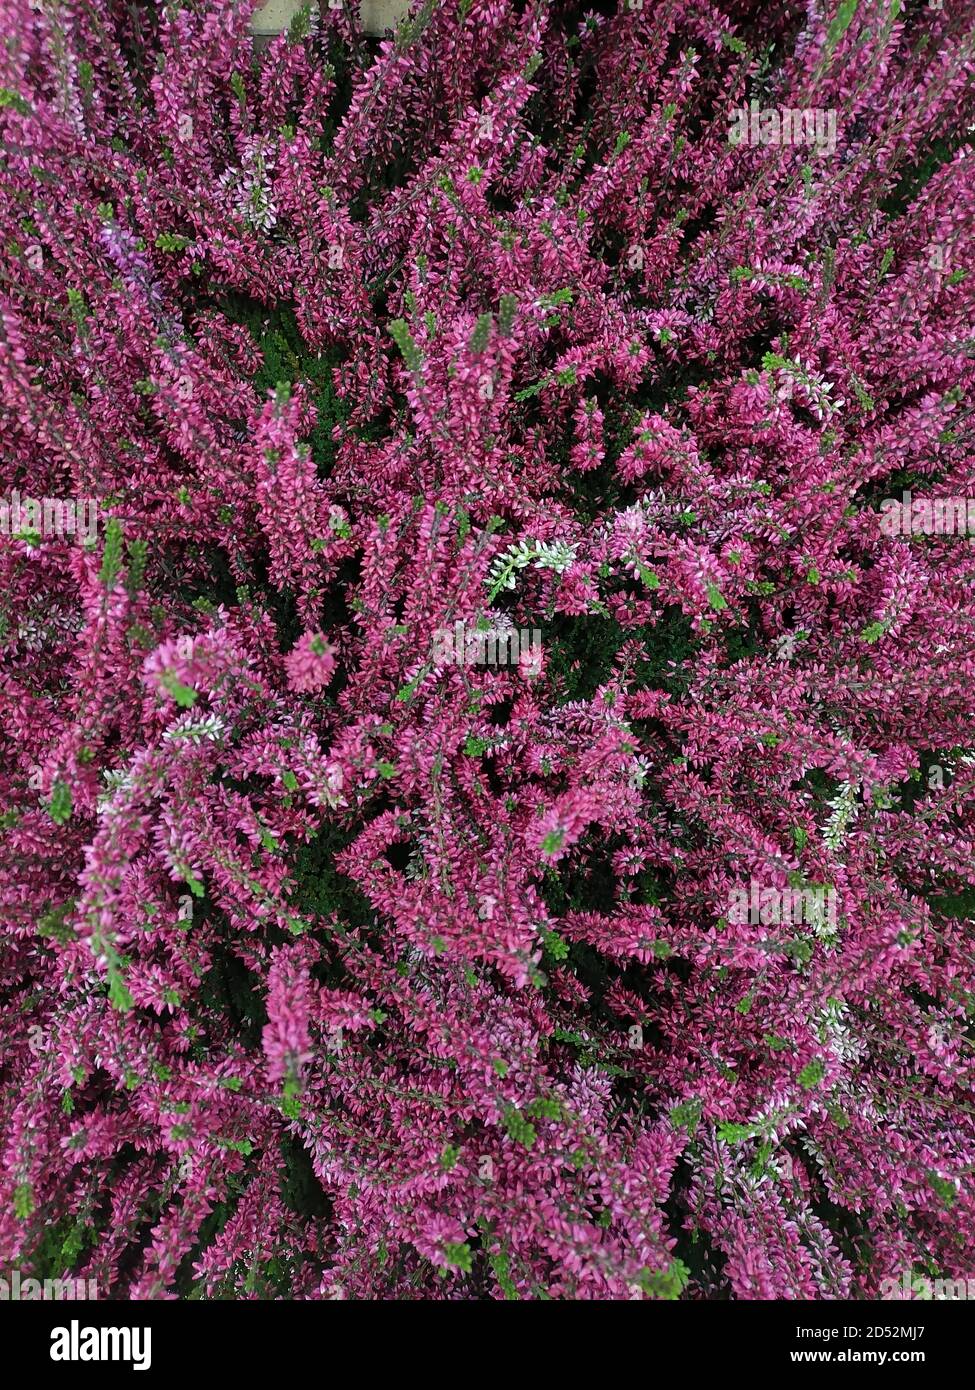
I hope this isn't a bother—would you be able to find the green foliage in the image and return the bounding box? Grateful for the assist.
[388,318,423,372]
[502,1105,537,1149]
[155,232,191,252]
[442,1241,473,1273]
[539,928,569,961]
[47,780,72,826]
[826,0,858,53]
[498,293,517,337]
[798,1058,826,1089]
[468,313,493,355]
[107,953,134,1012]
[158,670,198,707]
[125,539,149,596]
[0,88,30,114]
[669,1098,702,1136]
[99,517,124,588]
[13,1182,34,1219]
[717,1121,757,1144]
[635,1258,691,1300]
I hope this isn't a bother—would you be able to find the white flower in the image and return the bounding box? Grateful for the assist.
[486,537,578,596]
[628,755,652,789]
[219,142,277,233]
[162,713,226,744]
[824,781,860,851]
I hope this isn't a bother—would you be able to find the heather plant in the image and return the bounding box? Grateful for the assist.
[1,0,975,1301]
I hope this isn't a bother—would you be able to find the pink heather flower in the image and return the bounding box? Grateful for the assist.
[285,632,337,693]
[2,0,975,1306]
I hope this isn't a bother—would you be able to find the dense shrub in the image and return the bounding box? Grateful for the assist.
[1,0,975,1299]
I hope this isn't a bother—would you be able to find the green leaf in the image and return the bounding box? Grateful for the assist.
[47,780,72,826]
[0,88,30,115]
[468,313,493,355]
[159,671,198,708]
[99,517,124,588]
[155,232,191,252]
[706,582,727,611]
[489,1248,519,1299]
[526,1097,563,1121]
[388,319,423,372]
[539,928,569,961]
[927,1172,956,1208]
[443,1241,473,1273]
[396,672,422,703]
[125,539,148,595]
[636,562,660,589]
[522,52,543,81]
[67,287,89,327]
[717,1121,756,1144]
[720,33,748,55]
[798,1058,826,1089]
[541,829,565,856]
[287,3,313,41]
[107,965,134,1013]
[826,0,858,51]
[513,377,549,403]
[669,1098,702,1136]
[498,293,517,337]
[636,1258,690,1300]
[503,1106,536,1149]
[13,1183,34,1220]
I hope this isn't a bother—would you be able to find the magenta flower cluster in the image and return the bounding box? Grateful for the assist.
[1,0,975,1300]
